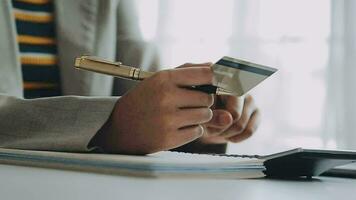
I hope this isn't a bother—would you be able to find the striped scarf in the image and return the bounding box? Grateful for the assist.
[12,0,61,99]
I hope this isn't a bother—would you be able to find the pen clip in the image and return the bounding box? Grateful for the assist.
[80,56,122,67]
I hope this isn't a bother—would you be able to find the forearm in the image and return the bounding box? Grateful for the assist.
[0,94,117,152]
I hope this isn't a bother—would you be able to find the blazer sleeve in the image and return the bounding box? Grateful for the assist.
[0,94,117,152]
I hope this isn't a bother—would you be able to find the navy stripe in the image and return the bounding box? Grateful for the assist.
[12,1,53,12]
[15,20,55,37]
[22,65,60,82]
[19,44,57,54]
[216,59,275,76]
[12,0,62,98]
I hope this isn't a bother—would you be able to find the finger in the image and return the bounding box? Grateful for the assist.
[176,108,213,128]
[204,126,223,136]
[220,96,255,138]
[205,109,233,130]
[219,95,245,120]
[199,131,228,144]
[176,62,213,68]
[227,109,261,143]
[168,125,204,148]
[175,88,214,108]
[171,67,214,86]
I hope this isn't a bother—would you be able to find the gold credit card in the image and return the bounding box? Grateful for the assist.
[212,56,278,96]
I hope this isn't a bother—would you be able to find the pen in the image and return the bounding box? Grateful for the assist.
[74,56,234,95]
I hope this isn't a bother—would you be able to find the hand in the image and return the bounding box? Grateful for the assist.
[199,94,261,144]
[94,63,215,155]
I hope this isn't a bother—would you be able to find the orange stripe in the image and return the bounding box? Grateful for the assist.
[24,82,57,90]
[21,56,57,65]
[16,0,51,5]
[17,35,56,45]
[14,12,53,23]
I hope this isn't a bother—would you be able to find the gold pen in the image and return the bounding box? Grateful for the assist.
[74,56,234,95]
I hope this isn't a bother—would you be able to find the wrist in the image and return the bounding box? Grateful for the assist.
[88,115,114,152]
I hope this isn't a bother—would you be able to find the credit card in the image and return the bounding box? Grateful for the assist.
[212,56,277,96]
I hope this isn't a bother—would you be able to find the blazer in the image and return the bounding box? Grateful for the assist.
[0,0,158,152]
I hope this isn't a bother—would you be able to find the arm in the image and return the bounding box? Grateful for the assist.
[0,65,258,154]
[0,94,116,152]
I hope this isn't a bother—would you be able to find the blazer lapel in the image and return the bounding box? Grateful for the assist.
[55,0,100,95]
[0,0,23,97]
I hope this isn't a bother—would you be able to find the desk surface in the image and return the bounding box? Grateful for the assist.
[0,164,354,200]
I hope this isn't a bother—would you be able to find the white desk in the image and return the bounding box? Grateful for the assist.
[0,164,354,200]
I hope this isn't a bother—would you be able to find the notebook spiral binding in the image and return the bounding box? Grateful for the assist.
[211,154,261,159]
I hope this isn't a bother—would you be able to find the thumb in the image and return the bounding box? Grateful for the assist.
[176,62,213,69]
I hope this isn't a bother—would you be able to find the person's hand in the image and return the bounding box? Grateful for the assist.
[94,63,215,155]
[199,94,261,144]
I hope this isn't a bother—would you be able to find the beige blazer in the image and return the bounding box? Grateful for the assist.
[0,0,158,152]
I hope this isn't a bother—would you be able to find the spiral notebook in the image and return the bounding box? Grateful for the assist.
[0,148,355,179]
[0,148,265,179]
